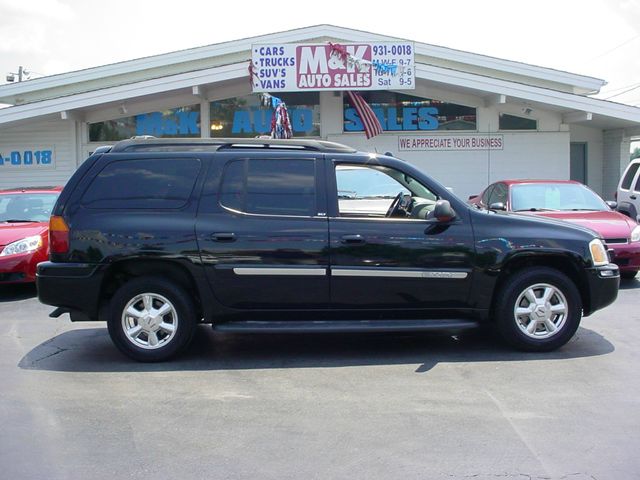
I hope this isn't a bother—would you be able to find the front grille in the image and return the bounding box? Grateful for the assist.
[605,238,628,245]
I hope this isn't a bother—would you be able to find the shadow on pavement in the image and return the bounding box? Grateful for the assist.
[0,283,37,302]
[619,276,640,290]
[18,324,614,374]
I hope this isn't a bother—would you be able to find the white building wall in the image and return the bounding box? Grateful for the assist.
[323,91,570,200]
[603,129,631,198]
[570,124,604,195]
[329,131,569,200]
[0,88,625,203]
[0,119,78,189]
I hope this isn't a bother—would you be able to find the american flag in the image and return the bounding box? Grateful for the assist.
[346,91,383,139]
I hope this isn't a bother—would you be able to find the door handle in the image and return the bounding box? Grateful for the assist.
[341,234,366,244]
[631,195,637,200]
[211,232,236,242]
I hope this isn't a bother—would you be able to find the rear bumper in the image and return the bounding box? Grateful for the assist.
[583,263,620,316]
[37,261,104,321]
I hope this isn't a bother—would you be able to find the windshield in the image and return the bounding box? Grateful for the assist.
[0,193,59,222]
[511,183,608,212]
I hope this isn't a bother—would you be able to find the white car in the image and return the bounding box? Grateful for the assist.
[617,158,640,222]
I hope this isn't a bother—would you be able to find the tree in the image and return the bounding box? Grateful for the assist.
[632,147,640,161]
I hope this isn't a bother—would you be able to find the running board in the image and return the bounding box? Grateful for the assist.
[213,319,479,334]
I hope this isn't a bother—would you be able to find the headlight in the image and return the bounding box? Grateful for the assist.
[631,225,640,242]
[589,239,609,267]
[0,235,43,257]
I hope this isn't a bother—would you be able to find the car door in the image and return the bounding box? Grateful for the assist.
[327,156,475,310]
[618,161,640,218]
[195,151,330,309]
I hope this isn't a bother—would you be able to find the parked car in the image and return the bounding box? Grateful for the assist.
[469,179,640,279]
[616,158,640,222]
[37,139,619,361]
[0,186,62,284]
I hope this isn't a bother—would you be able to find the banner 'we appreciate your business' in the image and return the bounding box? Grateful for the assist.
[250,42,415,92]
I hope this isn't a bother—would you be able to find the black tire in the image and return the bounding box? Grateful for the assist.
[107,276,197,362]
[493,267,582,352]
[621,269,638,280]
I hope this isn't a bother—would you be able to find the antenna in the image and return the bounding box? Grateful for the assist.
[6,66,30,83]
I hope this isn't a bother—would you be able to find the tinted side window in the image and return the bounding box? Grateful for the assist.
[81,158,201,209]
[633,166,640,192]
[219,158,316,216]
[621,162,640,190]
[481,185,495,206]
[219,160,245,211]
[488,183,507,205]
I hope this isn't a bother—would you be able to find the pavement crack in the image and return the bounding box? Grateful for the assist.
[18,341,69,369]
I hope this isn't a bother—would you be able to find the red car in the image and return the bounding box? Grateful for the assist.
[469,180,640,279]
[0,186,62,284]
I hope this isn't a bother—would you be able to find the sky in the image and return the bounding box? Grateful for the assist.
[0,0,639,140]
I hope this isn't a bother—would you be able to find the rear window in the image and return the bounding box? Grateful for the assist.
[620,162,640,190]
[81,158,201,209]
[219,158,316,216]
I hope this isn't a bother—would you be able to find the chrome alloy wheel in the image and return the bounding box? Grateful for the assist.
[121,293,178,350]
[513,283,568,339]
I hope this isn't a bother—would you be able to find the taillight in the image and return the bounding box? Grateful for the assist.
[49,216,69,254]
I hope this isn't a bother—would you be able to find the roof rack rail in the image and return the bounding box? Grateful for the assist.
[109,137,356,154]
[92,145,112,155]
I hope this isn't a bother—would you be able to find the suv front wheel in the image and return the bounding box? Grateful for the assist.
[494,267,582,351]
[107,277,197,362]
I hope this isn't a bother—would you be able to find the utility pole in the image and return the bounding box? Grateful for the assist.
[6,66,29,83]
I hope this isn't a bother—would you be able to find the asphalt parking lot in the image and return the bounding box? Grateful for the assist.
[1,280,639,480]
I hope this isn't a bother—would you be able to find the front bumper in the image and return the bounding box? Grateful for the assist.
[610,242,640,273]
[0,249,46,283]
[37,261,104,321]
[583,263,620,316]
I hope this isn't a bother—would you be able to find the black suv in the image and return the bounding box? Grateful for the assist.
[37,138,619,361]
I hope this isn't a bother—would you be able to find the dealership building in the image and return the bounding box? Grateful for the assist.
[1,25,639,200]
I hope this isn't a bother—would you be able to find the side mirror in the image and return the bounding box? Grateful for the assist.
[468,194,478,201]
[433,200,456,222]
[606,200,618,209]
[489,202,506,211]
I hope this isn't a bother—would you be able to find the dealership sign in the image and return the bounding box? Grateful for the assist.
[398,135,504,151]
[0,147,55,168]
[250,42,415,92]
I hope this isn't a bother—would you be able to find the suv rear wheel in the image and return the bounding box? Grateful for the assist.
[107,276,197,362]
[494,267,582,351]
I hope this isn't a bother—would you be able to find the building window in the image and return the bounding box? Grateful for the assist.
[499,113,537,130]
[210,93,320,138]
[343,91,476,133]
[89,105,201,141]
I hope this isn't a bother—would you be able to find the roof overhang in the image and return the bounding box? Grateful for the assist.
[0,25,636,132]
[0,24,605,105]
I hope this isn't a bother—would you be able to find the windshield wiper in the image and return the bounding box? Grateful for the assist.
[2,219,35,223]
[513,208,559,212]
[560,208,600,211]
